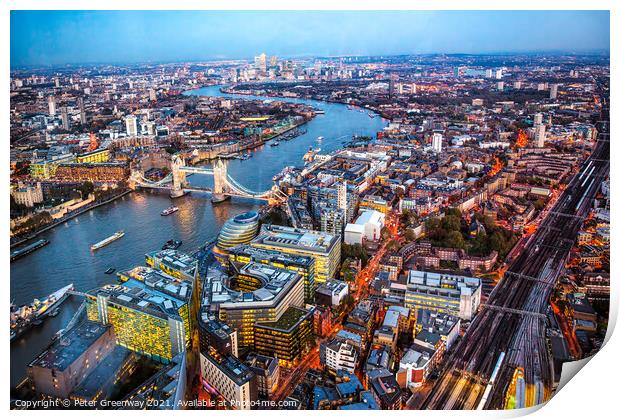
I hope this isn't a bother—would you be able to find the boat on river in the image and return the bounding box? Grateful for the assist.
[10,239,49,262]
[10,284,74,342]
[162,239,182,250]
[161,206,179,216]
[90,231,125,251]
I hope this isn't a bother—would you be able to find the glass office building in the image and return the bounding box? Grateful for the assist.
[228,244,316,303]
[213,211,260,262]
[202,262,305,348]
[250,224,341,285]
[86,267,193,363]
[254,306,314,368]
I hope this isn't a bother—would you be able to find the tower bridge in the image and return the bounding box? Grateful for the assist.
[131,154,288,204]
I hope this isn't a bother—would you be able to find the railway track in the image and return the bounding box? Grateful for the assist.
[422,93,609,410]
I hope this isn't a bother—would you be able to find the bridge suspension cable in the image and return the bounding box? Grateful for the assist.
[135,161,288,201]
[226,174,272,198]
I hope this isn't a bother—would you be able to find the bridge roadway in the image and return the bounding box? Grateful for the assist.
[420,94,609,410]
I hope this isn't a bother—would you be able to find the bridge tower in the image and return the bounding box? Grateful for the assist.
[212,159,230,203]
[170,154,187,198]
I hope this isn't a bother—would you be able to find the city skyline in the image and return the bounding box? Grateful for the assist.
[9,8,611,412]
[11,10,610,67]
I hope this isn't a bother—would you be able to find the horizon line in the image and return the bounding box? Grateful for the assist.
[10,49,611,71]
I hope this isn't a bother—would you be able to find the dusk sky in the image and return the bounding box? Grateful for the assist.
[11,10,610,67]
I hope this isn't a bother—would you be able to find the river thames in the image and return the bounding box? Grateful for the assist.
[9,85,387,387]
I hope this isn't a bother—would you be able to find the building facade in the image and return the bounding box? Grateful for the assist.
[213,211,260,262]
[27,322,116,398]
[404,270,482,320]
[203,263,305,348]
[228,244,316,304]
[323,338,358,374]
[86,268,193,363]
[11,182,43,207]
[253,306,313,368]
[199,350,257,410]
[251,224,341,285]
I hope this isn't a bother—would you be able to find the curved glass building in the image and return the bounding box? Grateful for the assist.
[213,211,260,262]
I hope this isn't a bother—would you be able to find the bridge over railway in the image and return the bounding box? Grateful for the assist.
[130,154,288,204]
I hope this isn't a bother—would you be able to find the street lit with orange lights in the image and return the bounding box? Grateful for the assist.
[272,211,400,402]
[8,13,610,410]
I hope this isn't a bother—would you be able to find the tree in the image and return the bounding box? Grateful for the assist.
[116,180,128,191]
[387,239,401,252]
[425,217,441,233]
[342,243,369,266]
[444,231,466,249]
[400,209,413,228]
[10,195,27,217]
[473,212,496,230]
[444,208,462,218]
[79,181,95,198]
[533,198,546,211]
[341,294,355,309]
[12,211,53,236]
[404,229,416,242]
[441,214,461,232]
[259,207,290,226]
[69,190,82,201]
[380,226,391,241]
[468,232,489,256]
[343,270,356,283]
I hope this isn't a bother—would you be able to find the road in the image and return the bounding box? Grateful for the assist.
[272,211,400,401]
[421,92,609,410]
